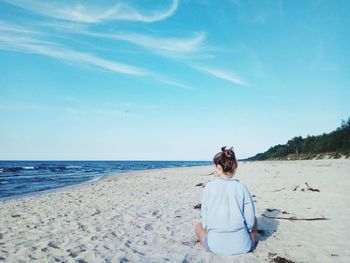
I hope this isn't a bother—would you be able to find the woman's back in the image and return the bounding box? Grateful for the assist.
[195,146,257,256]
[201,177,255,255]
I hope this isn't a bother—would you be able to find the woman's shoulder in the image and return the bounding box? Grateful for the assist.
[236,181,253,194]
[203,178,220,191]
[205,177,240,189]
[224,178,252,193]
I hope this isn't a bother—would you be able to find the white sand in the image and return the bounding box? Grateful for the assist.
[1,159,350,262]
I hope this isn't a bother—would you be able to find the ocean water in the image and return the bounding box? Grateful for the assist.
[0,160,211,200]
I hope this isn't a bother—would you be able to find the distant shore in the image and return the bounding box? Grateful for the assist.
[1,160,349,262]
[247,152,350,161]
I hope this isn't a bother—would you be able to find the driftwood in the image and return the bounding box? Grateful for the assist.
[262,214,329,221]
[292,182,320,192]
[305,182,320,192]
[272,188,285,192]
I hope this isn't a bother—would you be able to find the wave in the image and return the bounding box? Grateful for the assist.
[66,165,82,169]
[0,165,86,173]
[1,167,23,172]
[86,176,103,183]
[23,166,35,170]
[0,166,42,172]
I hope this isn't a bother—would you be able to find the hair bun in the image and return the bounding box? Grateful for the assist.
[213,146,237,174]
[221,146,234,158]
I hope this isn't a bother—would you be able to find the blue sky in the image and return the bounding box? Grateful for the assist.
[0,0,349,160]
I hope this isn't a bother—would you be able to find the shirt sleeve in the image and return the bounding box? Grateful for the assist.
[243,186,256,232]
[201,185,208,229]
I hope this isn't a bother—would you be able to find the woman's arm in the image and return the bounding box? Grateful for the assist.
[243,187,256,233]
[250,217,257,242]
[201,186,208,229]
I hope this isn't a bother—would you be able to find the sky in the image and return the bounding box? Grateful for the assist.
[0,0,349,160]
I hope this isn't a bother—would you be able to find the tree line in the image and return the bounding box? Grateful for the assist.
[248,117,350,160]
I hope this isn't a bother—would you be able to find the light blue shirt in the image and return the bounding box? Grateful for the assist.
[201,177,256,256]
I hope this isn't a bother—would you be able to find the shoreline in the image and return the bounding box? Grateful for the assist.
[0,174,104,202]
[1,160,349,262]
[0,164,212,202]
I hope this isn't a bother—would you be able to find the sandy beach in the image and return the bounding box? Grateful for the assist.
[0,159,349,262]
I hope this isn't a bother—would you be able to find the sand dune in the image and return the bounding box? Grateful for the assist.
[1,159,349,262]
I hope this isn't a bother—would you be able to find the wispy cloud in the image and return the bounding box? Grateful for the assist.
[195,66,248,86]
[0,32,147,76]
[33,19,207,58]
[82,30,206,58]
[0,21,145,75]
[0,21,196,90]
[0,0,202,91]
[0,21,42,35]
[153,76,195,90]
[2,0,179,23]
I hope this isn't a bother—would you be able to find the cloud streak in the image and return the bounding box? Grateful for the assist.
[0,21,196,90]
[81,30,206,58]
[195,66,248,86]
[2,0,179,23]
[0,32,147,76]
[152,75,195,90]
[0,0,211,91]
[0,21,146,75]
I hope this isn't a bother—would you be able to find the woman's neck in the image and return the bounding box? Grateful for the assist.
[221,173,234,178]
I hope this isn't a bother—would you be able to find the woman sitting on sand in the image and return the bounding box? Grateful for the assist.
[195,146,257,256]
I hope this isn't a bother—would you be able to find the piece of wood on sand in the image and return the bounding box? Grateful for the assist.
[262,214,329,221]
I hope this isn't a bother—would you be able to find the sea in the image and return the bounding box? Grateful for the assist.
[0,160,212,200]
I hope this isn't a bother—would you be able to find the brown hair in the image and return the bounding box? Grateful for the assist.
[213,146,238,174]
